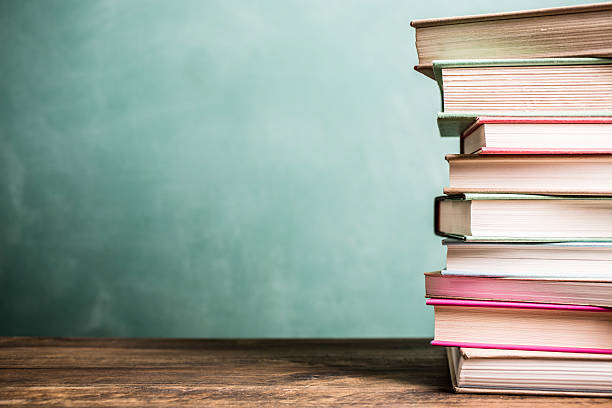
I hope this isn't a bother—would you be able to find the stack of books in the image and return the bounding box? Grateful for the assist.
[412,3,612,397]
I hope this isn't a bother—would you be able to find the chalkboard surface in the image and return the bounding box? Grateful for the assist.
[0,0,598,337]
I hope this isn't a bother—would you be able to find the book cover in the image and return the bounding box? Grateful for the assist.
[444,154,612,195]
[428,299,612,354]
[425,271,612,307]
[434,194,612,242]
[446,347,612,397]
[432,58,612,115]
[437,112,612,137]
[461,116,612,153]
[411,3,612,78]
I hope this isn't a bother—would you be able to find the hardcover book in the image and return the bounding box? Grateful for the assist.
[442,241,612,279]
[425,271,612,307]
[460,117,612,154]
[447,347,612,396]
[433,58,612,116]
[437,112,612,138]
[427,299,612,354]
[444,154,612,195]
[435,194,612,242]
[411,3,612,79]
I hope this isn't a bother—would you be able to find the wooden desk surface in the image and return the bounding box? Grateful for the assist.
[0,338,607,406]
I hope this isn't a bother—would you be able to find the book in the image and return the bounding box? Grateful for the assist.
[447,347,612,396]
[425,272,612,307]
[435,194,612,241]
[444,154,612,195]
[437,112,612,138]
[443,241,612,279]
[427,299,612,354]
[460,117,612,154]
[433,59,612,115]
[411,3,612,79]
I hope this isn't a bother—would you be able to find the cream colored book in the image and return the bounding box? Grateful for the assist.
[448,347,612,396]
[428,299,612,353]
[434,59,612,115]
[460,117,612,154]
[435,194,612,242]
[411,3,612,79]
[445,154,612,195]
[442,241,612,280]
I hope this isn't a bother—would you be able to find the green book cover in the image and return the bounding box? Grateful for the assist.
[432,58,612,137]
[436,112,612,137]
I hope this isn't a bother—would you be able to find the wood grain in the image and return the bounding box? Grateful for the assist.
[0,338,608,406]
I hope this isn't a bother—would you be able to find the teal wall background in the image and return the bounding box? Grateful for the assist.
[0,0,604,337]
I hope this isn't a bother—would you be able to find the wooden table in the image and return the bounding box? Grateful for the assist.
[0,338,607,406]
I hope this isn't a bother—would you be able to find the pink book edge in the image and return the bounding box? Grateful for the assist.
[431,340,612,355]
[426,298,612,312]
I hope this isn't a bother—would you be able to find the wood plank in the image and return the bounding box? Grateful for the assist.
[0,338,607,406]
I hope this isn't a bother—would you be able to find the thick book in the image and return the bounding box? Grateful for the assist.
[425,272,612,307]
[433,58,612,115]
[410,3,612,79]
[443,241,612,280]
[444,154,612,195]
[435,194,612,242]
[447,347,612,396]
[427,299,612,354]
[460,117,612,154]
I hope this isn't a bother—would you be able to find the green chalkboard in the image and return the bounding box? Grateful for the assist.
[0,0,600,337]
